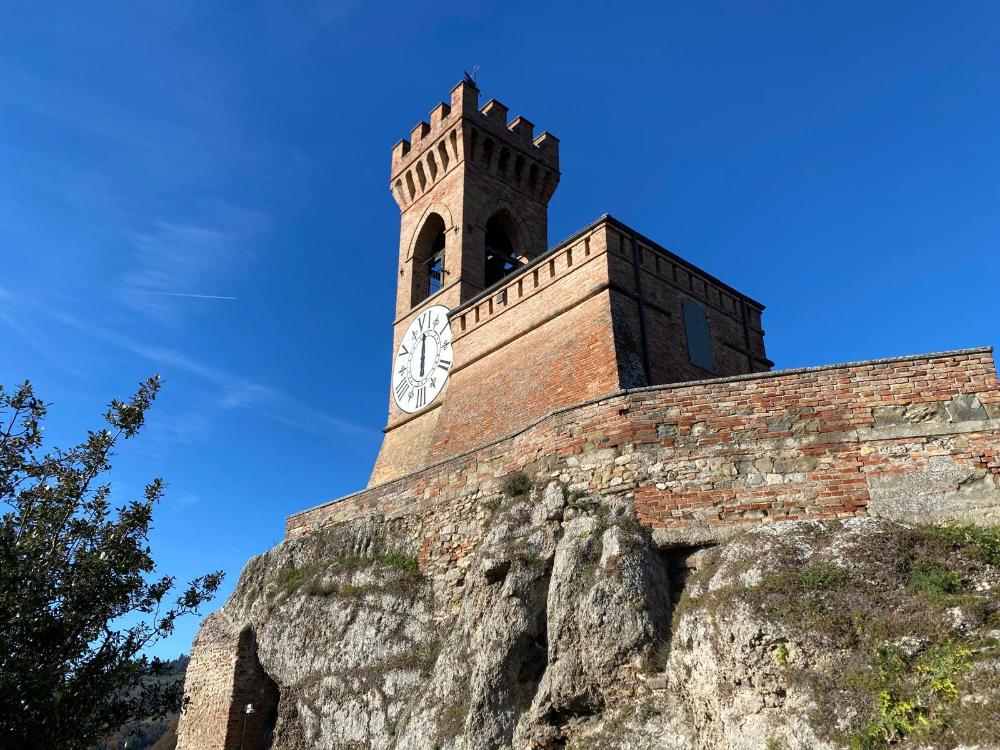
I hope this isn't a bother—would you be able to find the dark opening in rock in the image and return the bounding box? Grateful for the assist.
[228,627,280,750]
[658,544,711,611]
[484,557,512,584]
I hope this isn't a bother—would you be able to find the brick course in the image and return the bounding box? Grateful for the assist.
[298,349,1000,538]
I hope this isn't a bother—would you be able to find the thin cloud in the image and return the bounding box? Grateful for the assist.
[132,291,237,301]
[0,311,85,377]
[120,215,259,323]
[45,308,378,440]
[167,491,200,511]
[313,0,361,24]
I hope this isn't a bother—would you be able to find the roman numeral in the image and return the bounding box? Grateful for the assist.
[394,380,408,399]
[415,387,427,408]
[418,315,426,331]
[438,358,452,370]
[400,344,409,356]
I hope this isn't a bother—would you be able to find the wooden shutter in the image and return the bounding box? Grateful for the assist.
[683,300,714,373]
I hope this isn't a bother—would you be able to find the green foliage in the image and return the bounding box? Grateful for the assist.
[376,552,420,574]
[482,496,503,511]
[849,640,981,749]
[796,563,847,591]
[907,559,961,602]
[0,379,223,748]
[775,642,789,668]
[760,562,846,594]
[921,524,1000,566]
[276,562,320,595]
[502,471,534,498]
[274,553,423,600]
[96,656,188,750]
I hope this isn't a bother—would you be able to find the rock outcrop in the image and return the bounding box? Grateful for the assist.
[180,482,1000,749]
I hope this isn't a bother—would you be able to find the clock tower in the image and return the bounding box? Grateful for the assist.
[370,81,770,487]
[371,80,561,484]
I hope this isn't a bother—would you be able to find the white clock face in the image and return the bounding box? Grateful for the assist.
[392,305,453,413]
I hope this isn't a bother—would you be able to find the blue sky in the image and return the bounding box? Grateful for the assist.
[1,1,997,657]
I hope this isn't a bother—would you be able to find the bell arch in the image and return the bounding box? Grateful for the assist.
[410,212,448,306]
[483,208,523,289]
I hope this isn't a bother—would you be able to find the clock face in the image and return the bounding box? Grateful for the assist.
[392,304,453,414]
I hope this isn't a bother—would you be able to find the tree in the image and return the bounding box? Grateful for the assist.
[0,377,223,748]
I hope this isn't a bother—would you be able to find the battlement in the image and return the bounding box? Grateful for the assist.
[390,80,560,210]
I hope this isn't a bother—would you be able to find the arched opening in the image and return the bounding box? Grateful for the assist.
[226,627,279,749]
[411,213,447,306]
[484,212,521,289]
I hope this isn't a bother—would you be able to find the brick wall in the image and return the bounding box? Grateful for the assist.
[603,220,770,385]
[296,348,1000,540]
[371,216,772,484]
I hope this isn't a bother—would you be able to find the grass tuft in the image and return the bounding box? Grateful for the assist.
[502,471,534,498]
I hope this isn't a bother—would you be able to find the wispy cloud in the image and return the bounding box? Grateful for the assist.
[167,491,201,512]
[132,291,237,301]
[44,307,377,440]
[0,311,85,377]
[120,213,261,323]
[313,0,361,25]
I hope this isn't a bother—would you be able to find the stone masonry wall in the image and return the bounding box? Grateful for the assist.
[294,349,1000,548]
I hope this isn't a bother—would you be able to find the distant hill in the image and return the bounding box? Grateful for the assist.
[96,656,188,750]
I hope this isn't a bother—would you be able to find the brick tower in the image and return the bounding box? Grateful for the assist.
[370,81,771,487]
[388,79,560,322]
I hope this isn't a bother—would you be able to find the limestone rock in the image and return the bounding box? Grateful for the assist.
[179,488,1000,750]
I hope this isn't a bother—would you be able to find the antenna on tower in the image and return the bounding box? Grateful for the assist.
[464,65,480,86]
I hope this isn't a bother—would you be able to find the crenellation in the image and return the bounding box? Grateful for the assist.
[410,120,430,143]
[430,100,451,126]
[449,78,480,115]
[508,115,534,140]
[480,98,508,123]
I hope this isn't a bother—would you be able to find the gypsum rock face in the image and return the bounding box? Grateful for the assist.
[180,489,1000,750]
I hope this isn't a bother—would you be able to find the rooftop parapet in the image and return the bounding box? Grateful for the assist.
[390,80,560,181]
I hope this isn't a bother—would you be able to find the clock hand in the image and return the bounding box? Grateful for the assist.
[420,334,426,377]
